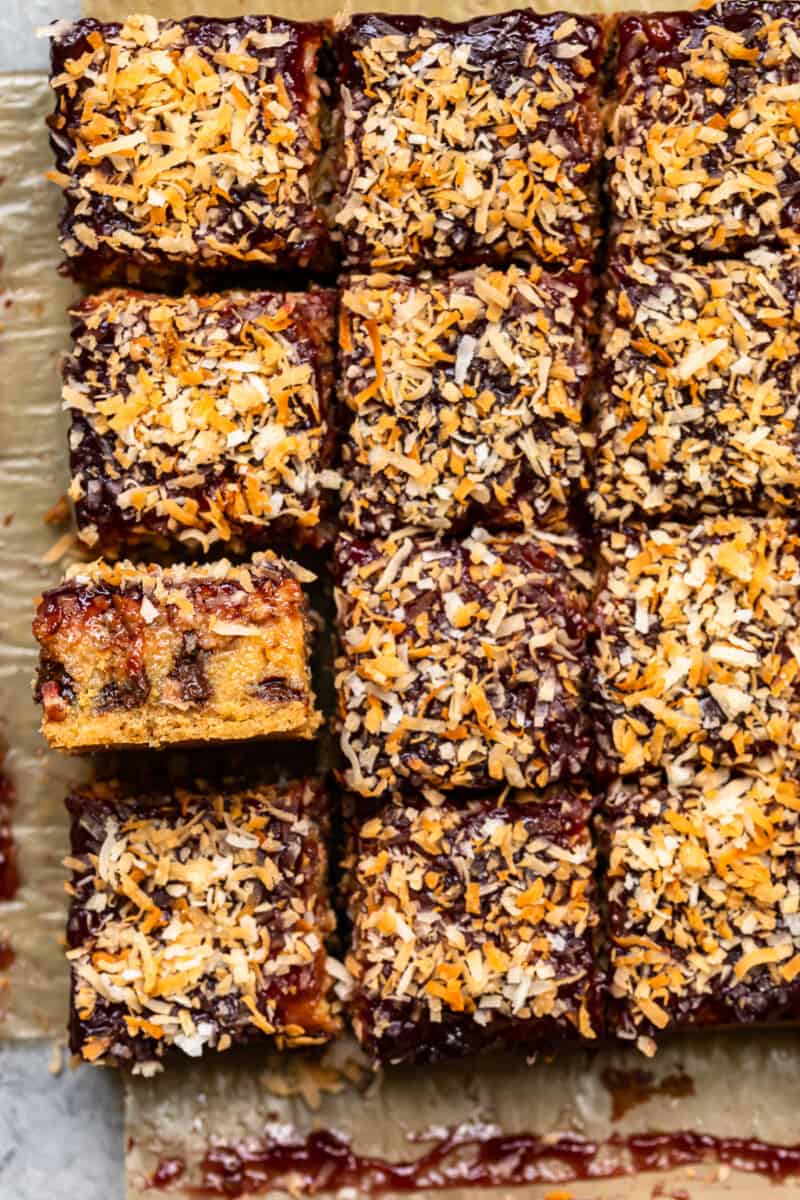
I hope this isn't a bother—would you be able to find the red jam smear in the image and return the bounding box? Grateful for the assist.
[146,1127,800,1195]
[0,769,17,977]
[0,770,18,903]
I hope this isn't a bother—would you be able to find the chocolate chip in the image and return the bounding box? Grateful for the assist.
[252,676,305,704]
[168,631,211,705]
[34,656,76,706]
[96,672,150,713]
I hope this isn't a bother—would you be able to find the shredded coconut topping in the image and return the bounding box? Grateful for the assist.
[64,550,314,593]
[339,264,592,534]
[334,527,593,798]
[47,14,329,279]
[65,778,342,1073]
[65,288,335,552]
[593,247,800,523]
[610,2,800,255]
[593,516,800,781]
[347,789,601,1065]
[606,767,800,1040]
[334,11,605,271]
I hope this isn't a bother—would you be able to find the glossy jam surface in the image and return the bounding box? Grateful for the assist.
[617,2,800,71]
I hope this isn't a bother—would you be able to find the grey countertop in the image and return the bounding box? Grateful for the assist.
[0,2,79,73]
[0,1043,123,1199]
[0,7,124,1200]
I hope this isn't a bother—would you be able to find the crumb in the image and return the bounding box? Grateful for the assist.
[40,531,78,564]
[43,495,70,526]
[48,1040,65,1077]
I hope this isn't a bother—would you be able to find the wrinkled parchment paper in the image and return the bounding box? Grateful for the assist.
[0,72,86,1039]
[0,0,793,1194]
[126,1030,800,1199]
[84,0,674,18]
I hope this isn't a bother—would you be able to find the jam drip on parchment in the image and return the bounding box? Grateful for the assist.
[146,1126,800,1195]
[0,769,18,972]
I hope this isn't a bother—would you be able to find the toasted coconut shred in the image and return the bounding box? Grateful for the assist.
[64,549,315,593]
[334,11,605,271]
[334,527,594,799]
[593,246,800,523]
[65,288,335,552]
[610,3,800,256]
[606,767,800,1048]
[339,265,593,534]
[593,516,800,784]
[65,779,343,1074]
[47,14,328,277]
[347,790,601,1064]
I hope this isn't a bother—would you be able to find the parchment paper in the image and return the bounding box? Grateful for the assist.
[82,0,693,17]
[0,0,793,1196]
[0,71,87,1039]
[126,1030,800,1199]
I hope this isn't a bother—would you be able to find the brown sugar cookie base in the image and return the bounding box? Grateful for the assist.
[33,555,321,752]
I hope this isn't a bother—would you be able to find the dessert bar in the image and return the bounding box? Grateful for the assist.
[592,247,800,523]
[65,776,342,1072]
[339,265,593,534]
[33,555,320,751]
[604,768,800,1052]
[592,517,800,783]
[346,788,602,1065]
[48,15,330,283]
[335,10,606,271]
[65,288,336,553]
[334,527,593,798]
[610,2,800,256]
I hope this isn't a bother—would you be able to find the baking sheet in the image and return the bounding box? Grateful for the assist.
[0,0,793,1196]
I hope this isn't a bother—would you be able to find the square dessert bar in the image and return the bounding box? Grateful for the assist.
[65,288,336,553]
[33,554,320,752]
[610,2,800,256]
[593,517,800,783]
[346,788,602,1066]
[339,265,593,535]
[65,776,342,1072]
[334,527,593,798]
[48,15,330,283]
[604,768,800,1052]
[334,10,606,272]
[592,247,800,523]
